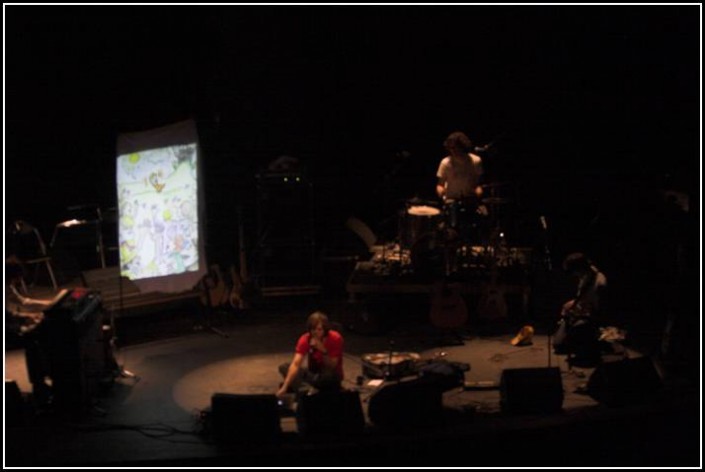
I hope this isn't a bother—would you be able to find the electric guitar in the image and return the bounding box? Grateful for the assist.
[539,215,553,271]
[229,265,244,310]
[229,205,253,310]
[228,265,253,310]
[200,264,229,308]
[561,299,593,321]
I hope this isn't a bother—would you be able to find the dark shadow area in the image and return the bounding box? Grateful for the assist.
[4,288,700,467]
[5,6,700,467]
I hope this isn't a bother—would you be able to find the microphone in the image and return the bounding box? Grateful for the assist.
[473,143,491,153]
[309,335,324,354]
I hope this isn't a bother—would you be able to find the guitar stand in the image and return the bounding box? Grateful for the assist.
[547,323,584,379]
[117,367,139,380]
[198,323,229,338]
[193,323,230,338]
[110,356,140,382]
[193,304,229,338]
[106,329,140,383]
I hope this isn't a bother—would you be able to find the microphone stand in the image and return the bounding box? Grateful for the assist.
[384,339,396,381]
[539,216,554,368]
[112,268,138,380]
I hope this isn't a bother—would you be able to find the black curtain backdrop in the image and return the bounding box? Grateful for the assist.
[6,6,700,316]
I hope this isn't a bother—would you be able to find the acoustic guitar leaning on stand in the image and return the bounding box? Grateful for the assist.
[430,279,469,345]
[228,205,254,311]
[199,265,229,309]
[476,261,508,322]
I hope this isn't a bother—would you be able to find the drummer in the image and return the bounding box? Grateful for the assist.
[435,131,484,205]
[435,131,485,239]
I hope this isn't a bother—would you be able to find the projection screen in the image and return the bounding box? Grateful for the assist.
[116,119,206,293]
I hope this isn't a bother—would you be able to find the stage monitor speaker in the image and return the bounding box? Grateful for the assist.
[211,393,281,444]
[367,376,444,429]
[296,390,365,436]
[500,367,564,415]
[587,356,663,407]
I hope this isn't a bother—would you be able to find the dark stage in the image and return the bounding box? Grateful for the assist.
[4,5,701,468]
[4,291,700,467]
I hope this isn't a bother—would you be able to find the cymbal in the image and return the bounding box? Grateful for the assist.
[55,218,91,228]
[482,197,511,205]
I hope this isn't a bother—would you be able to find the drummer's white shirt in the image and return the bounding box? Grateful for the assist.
[436,152,483,200]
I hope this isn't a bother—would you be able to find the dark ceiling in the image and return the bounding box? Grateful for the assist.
[5,6,700,272]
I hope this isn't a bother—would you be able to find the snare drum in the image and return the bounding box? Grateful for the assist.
[401,205,441,249]
[443,198,484,243]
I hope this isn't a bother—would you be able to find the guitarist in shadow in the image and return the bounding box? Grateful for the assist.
[553,252,607,366]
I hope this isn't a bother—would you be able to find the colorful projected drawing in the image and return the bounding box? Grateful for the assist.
[117,143,199,280]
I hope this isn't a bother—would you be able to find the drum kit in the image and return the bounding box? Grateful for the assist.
[394,182,512,277]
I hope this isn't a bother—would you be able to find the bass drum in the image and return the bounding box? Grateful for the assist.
[401,205,441,250]
[410,232,446,278]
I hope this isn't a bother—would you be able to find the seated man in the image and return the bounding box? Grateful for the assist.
[553,253,607,366]
[5,257,68,408]
[276,311,344,400]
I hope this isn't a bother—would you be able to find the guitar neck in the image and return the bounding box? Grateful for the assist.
[239,249,248,282]
[237,206,248,282]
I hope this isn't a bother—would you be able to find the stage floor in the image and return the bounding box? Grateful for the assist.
[4,301,700,467]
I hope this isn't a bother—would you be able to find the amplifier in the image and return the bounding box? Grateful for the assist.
[45,288,107,412]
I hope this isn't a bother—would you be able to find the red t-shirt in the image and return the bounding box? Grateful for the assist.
[295,330,344,380]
